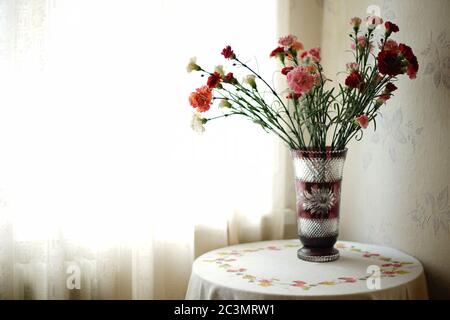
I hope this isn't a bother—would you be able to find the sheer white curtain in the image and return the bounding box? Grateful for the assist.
[0,0,292,299]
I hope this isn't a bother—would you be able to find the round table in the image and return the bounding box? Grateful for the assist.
[186,240,428,300]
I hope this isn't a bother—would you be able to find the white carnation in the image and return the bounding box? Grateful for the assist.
[191,112,206,134]
[186,57,200,73]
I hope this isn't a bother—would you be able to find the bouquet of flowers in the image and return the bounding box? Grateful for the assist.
[187,15,418,151]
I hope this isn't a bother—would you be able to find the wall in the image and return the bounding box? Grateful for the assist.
[318,0,450,299]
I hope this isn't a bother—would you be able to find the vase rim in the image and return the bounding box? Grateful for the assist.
[290,147,348,154]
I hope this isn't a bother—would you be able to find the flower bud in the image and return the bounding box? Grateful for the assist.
[219,99,232,108]
[187,57,200,73]
[244,75,257,89]
[350,17,362,32]
[355,114,369,129]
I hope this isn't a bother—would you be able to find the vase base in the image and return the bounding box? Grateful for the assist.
[297,247,339,263]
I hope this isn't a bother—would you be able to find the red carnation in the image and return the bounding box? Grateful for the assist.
[399,43,414,60]
[345,71,363,89]
[407,59,419,79]
[385,82,397,92]
[270,46,285,58]
[300,51,308,59]
[207,72,222,89]
[223,72,235,83]
[281,66,294,75]
[221,45,235,59]
[399,43,419,79]
[385,21,399,34]
[377,50,403,76]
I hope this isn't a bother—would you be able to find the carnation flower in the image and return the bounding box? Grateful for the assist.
[207,72,222,89]
[355,115,369,129]
[377,50,403,76]
[278,34,297,48]
[350,17,362,31]
[345,71,363,89]
[365,15,383,30]
[399,43,415,60]
[189,86,212,112]
[385,21,399,36]
[287,66,316,95]
[186,57,200,73]
[281,66,294,75]
[219,99,232,108]
[223,72,235,83]
[308,47,321,62]
[244,74,257,89]
[270,46,285,58]
[375,90,393,105]
[191,112,207,134]
[221,45,235,59]
[399,43,419,79]
[385,82,398,92]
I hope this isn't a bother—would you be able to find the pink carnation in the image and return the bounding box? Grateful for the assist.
[356,115,369,129]
[278,34,297,48]
[308,47,321,62]
[287,66,316,95]
[365,15,383,29]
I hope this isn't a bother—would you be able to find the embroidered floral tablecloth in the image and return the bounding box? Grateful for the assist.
[186,240,428,300]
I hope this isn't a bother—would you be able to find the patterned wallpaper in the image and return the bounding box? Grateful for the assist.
[319,0,450,299]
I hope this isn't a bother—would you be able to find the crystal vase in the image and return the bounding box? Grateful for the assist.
[291,148,347,262]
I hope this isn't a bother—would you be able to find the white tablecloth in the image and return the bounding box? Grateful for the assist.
[186,240,428,300]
